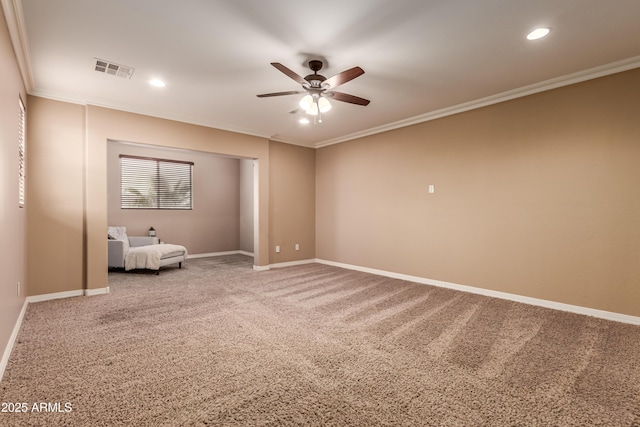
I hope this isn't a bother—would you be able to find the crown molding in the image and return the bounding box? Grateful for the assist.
[315,55,640,148]
[268,134,317,148]
[2,0,34,91]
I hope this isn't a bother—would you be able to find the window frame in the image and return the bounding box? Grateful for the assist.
[119,154,194,210]
[18,97,26,208]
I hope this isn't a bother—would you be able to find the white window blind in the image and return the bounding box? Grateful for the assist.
[18,98,26,208]
[120,155,193,209]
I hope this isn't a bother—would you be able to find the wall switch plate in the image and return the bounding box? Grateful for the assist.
[17,281,20,296]
[275,245,280,253]
[295,243,300,251]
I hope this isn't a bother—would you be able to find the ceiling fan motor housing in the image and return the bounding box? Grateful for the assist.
[304,61,327,88]
[308,60,323,72]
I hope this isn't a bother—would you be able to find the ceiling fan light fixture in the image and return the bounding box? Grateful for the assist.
[299,94,313,111]
[318,96,331,113]
[308,102,319,116]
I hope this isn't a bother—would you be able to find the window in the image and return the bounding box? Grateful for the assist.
[18,97,26,208]
[120,155,193,209]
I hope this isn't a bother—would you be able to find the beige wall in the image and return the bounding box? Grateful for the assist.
[0,5,27,362]
[26,98,85,296]
[269,141,316,262]
[107,141,241,255]
[317,68,640,317]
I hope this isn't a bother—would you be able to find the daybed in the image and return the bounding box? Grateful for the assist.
[108,226,187,274]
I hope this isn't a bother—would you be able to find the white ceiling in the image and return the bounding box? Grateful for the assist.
[8,0,640,147]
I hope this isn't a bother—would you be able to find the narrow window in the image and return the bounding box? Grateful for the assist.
[18,97,26,208]
[120,155,193,209]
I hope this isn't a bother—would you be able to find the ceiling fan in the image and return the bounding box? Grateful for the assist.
[257,60,370,123]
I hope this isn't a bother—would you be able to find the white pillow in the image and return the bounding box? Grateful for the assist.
[107,226,128,241]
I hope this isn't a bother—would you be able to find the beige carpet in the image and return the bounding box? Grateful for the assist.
[1,254,639,426]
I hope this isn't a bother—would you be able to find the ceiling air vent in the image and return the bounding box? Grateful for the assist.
[94,58,134,79]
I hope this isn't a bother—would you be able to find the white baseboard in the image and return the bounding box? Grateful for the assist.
[0,300,28,383]
[26,289,84,303]
[84,287,110,296]
[252,258,316,271]
[268,259,316,269]
[315,259,640,325]
[25,287,110,303]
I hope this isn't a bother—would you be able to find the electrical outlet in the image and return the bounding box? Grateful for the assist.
[275,245,280,253]
[17,281,20,296]
[295,243,300,251]
[428,184,435,194]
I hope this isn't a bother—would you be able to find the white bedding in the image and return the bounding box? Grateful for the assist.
[124,244,187,271]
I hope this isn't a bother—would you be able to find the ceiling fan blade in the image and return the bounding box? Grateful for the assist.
[256,90,305,98]
[271,62,307,85]
[324,66,364,88]
[326,91,370,106]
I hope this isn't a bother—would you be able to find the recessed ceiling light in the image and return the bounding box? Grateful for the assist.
[527,27,550,40]
[149,78,166,88]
